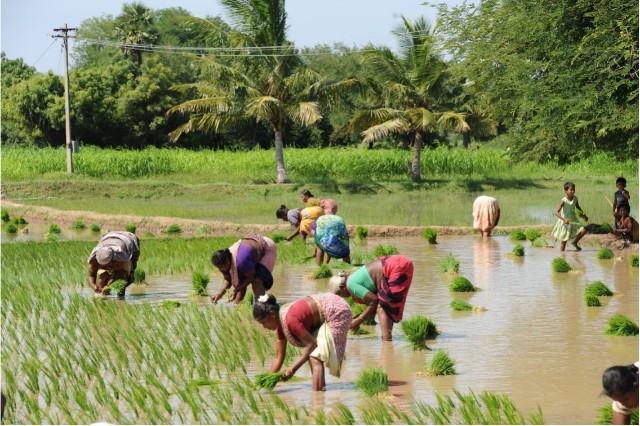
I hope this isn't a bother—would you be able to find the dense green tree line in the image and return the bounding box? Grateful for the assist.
[2,0,637,172]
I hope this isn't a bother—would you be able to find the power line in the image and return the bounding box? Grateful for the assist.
[32,39,59,68]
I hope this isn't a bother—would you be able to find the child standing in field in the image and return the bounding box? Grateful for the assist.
[613,177,631,222]
[552,181,588,251]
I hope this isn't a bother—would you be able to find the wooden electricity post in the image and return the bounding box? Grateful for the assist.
[52,24,77,174]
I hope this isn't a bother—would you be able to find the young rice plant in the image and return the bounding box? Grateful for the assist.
[401,315,439,350]
[440,254,460,273]
[423,227,438,244]
[355,367,389,396]
[192,271,210,296]
[552,257,571,272]
[605,315,639,336]
[426,349,456,376]
[450,276,475,292]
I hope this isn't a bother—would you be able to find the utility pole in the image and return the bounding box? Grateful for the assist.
[52,24,77,174]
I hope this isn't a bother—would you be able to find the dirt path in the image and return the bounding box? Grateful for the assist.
[2,200,634,249]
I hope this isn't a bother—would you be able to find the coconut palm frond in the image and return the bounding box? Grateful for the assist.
[287,101,322,126]
[284,68,322,94]
[318,77,364,108]
[168,119,196,142]
[361,118,410,143]
[246,95,281,121]
[169,82,228,98]
[438,111,471,133]
[166,97,232,117]
[362,48,409,88]
[406,107,437,131]
[381,81,415,104]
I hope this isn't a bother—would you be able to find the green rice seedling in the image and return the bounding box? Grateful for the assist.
[1,208,9,222]
[585,294,601,307]
[512,244,524,256]
[192,271,210,296]
[355,226,368,241]
[355,367,388,396]
[605,314,639,336]
[12,216,28,225]
[166,224,182,234]
[585,281,613,297]
[160,300,181,308]
[631,255,639,268]
[70,220,86,231]
[4,222,18,234]
[532,237,549,248]
[449,276,475,292]
[451,299,473,311]
[423,227,438,244]
[44,232,59,242]
[255,372,283,389]
[90,223,101,233]
[313,264,332,279]
[597,248,614,260]
[552,257,571,272]
[350,326,371,335]
[269,232,287,243]
[426,349,456,376]
[509,230,526,241]
[372,244,399,257]
[187,378,219,388]
[134,269,146,284]
[125,223,137,233]
[524,229,542,242]
[107,279,128,295]
[48,223,62,234]
[401,315,438,350]
[439,253,460,273]
[596,403,639,425]
[351,303,376,325]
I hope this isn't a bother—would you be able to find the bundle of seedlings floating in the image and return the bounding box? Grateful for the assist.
[532,237,549,248]
[524,229,542,242]
[597,248,614,260]
[313,264,332,279]
[107,279,128,295]
[551,257,571,272]
[12,216,28,225]
[269,232,287,243]
[631,255,639,268]
[355,226,368,241]
[450,299,473,311]
[1,208,9,222]
[4,223,18,234]
[355,367,388,396]
[90,224,101,233]
[440,254,460,273]
[509,230,526,241]
[48,224,62,234]
[426,349,456,376]
[166,224,182,234]
[423,227,438,244]
[401,315,439,350]
[255,372,283,389]
[134,269,146,284]
[449,276,475,292]
[70,220,86,231]
[351,303,376,325]
[585,281,613,297]
[192,271,210,296]
[373,244,399,257]
[605,314,639,336]
[584,294,601,307]
[512,244,525,257]
[125,223,137,233]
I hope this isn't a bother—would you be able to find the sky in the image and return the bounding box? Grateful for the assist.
[1,0,455,75]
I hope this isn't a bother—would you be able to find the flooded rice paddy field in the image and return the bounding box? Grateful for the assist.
[99,235,638,424]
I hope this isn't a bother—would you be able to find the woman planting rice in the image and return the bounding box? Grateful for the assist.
[211,234,277,304]
[276,205,324,242]
[602,362,639,424]
[87,231,140,297]
[330,255,414,341]
[253,293,351,391]
[472,195,501,238]
[301,189,338,214]
[314,215,351,265]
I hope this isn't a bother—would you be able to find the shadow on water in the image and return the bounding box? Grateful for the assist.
[457,178,547,192]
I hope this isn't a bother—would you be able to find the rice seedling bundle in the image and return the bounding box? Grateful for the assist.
[512,244,524,256]
[401,315,439,349]
[269,232,286,243]
[313,264,332,279]
[44,232,59,242]
[12,216,28,225]
[524,229,542,242]
[597,248,614,260]
[108,279,128,295]
[532,237,549,248]
[166,224,182,234]
[90,224,101,233]
[551,257,571,272]
[4,222,18,234]
[584,294,601,307]
[440,254,460,273]
[451,299,473,311]
[423,227,438,244]
[372,244,399,257]
[70,220,86,231]
[160,300,181,308]
[596,403,639,425]
[426,349,456,376]
[134,269,146,284]
[255,372,283,389]
[125,223,137,233]
[605,314,639,336]
[585,281,613,297]
[1,208,9,222]
[192,271,210,296]
[355,367,388,396]
[351,303,376,325]
[350,326,371,335]
[449,276,475,292]
[48,224,62,234]
[632,255,639,268]
[355,226,368,240]
[509,230,526,241]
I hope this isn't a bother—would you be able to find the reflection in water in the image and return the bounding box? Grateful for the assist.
[104,236,636,424]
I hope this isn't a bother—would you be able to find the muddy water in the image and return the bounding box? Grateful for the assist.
[115,236,637,424]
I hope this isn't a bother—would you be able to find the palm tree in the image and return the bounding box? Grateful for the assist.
[344,17,470,182]
[114,3,158,67]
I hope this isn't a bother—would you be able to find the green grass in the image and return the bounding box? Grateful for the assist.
[89,223,101,233]
[509,230,526,241]
[254,372,283,390]
[605,314,639,336]
[440,254,460,273]
[372,244,399,257]
[632,255,639,268]
[597,248,614,260]
[449,276,475,292]
[585,294,601,307]
[585,281,613,297]
[423,227,438,244]
[70,220,86,231]
[48,223,62,234]
[532,237,549,248]
[313,264,333,279]
[512,244,525,256]
[125,223,137,234]
[355,367,389,396]
[552,257,571,272]
[426,349,456,376]
[451,299,473,311]
[355,226,368,240]
[401,315,439,350]
[524,229,542,242]
[134,269,146,284]
[191,271,210,296]
[1,208,9,222]
[4,223,18,234]
[166,224,182,234]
